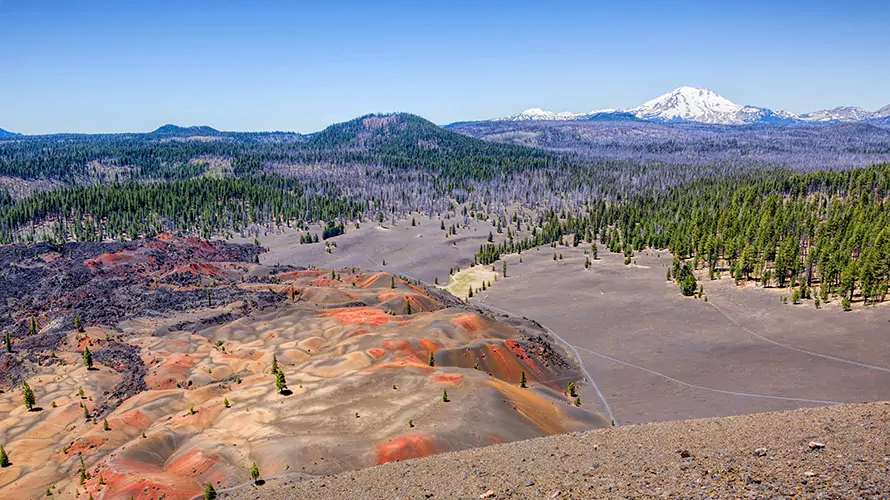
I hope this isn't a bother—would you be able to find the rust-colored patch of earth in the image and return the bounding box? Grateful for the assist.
[278,270,324,281]
[85,250,147,269]
[451,313,487,334]
[376,434,443,465]
[433,373,464,385]
[97,458,204,500]
[166,449,220,477]
[321,306,391,326]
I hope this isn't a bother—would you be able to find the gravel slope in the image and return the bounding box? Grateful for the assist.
[222,401,889,499]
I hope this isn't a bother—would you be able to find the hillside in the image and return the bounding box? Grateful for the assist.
[223,401,890,499]
[0,128,19,138]
[0,237,601,499]
[305,112,555,179]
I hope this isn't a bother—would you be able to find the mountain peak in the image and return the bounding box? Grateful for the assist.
[630,86,746,124]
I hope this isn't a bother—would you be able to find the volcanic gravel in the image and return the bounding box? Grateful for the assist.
[223,401,890,499]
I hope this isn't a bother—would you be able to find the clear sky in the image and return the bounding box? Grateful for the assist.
[1,0,889,134]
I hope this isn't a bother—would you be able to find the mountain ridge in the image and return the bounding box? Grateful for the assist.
[0,128,20,137]
[496,86,890,125]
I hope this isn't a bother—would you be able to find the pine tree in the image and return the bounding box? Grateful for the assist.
[0,444,9,467]
[4,331,11,353]
[203,483,217,500]
[275,370,288,394]
[74,315,82,331]
[442,388,449,402]
[520,371,527,388]
[29,317,38,336]
[22,381,35,410]
[250,462,260,483]
[428,351,435,367]
[83,346,93,369]
[270,354,279,374]
[567,381,577,398]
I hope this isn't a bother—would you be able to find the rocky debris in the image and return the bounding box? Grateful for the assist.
[753,447,768,457]
[92,341,147,416]
[809,441,825,450]
[0,236,276,389]
[520,335,572,370]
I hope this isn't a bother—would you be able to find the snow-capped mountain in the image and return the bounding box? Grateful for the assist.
[868,104,890,119]
[495,87,889,125]
[630,86,756,124]
[503,108,586,121]
[799,106,872,123]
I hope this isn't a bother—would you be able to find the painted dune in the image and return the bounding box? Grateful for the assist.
[0,237,606,499]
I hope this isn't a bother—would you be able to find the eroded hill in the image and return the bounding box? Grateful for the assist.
[0,236,604,499]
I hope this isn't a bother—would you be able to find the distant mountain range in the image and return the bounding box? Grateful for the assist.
[0,128,20,137]
[496,86,890,125]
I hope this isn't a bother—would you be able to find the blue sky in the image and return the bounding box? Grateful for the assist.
[1,0,889,134]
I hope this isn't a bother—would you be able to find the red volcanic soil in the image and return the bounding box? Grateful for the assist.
[166,449,220,478]
[367,348,386,359]
[60,435,106,458]
[376,434,443,465]
[115,408,152,429]
[432,373,464,385]
[84,459,204,500]
[278,270,324,281]
[418,339,439,352]
[451,314,487,335]
[358,272,396,289]
[435,341,558,389]
[167,262,227,279]
[184,237,214,250]
[320,306,392,326]
[309,277,341,286]
[368,339,437,371]
[85,249,148,269]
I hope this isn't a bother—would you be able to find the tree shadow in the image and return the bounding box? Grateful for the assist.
[28,407,44,412]
[279,389,293,396]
